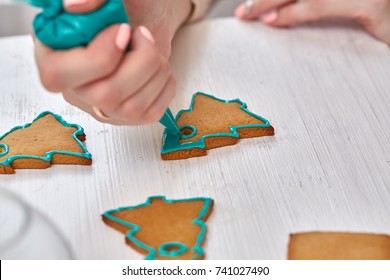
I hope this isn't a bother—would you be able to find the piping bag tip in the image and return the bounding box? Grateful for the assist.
[159,108,181,135]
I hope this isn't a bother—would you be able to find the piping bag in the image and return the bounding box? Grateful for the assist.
[23,0,181,135]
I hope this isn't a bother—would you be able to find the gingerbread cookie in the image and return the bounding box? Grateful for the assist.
[0,111,92,174]
[288,232,390,260]
[161,92,274,160]
[102,196,214,260]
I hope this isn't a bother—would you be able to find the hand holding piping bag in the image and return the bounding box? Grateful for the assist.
[33,0,193,128]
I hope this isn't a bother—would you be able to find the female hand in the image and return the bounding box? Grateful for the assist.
[235,0,390,44]
[34,0,193,125]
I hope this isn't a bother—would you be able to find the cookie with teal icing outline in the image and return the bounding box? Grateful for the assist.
[102,196,214,260]
[0,111,92,174]
[161,92,274,160]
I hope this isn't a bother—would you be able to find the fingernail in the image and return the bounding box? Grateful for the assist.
[263,11,278,24]
[139,26,155,44]
[245,0,255,16]
[235,0,256,18]
[63,0,88,8]
[115,24,131,51]
[235,3,248,18]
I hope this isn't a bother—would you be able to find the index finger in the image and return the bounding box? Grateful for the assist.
[236,0,294,19]
[34,24,130,92]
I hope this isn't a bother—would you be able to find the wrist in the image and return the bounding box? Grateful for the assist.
[171,0,193,36]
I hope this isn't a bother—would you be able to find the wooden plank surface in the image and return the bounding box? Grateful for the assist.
[0,18,389,259]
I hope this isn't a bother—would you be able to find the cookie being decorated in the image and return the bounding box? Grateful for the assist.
[0,111,92,174]
[102,196,214,260]
[161,92,274,160]
[288,232,390,260]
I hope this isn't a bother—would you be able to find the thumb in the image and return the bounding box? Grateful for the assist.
[63,0,106,14]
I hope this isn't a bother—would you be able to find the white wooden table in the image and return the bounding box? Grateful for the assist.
[0,18,389,260]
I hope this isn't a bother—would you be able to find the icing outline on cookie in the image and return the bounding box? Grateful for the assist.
[102,196,213,260]
[0,143,9,157]
[0,111,92,166]
[179,125,197,140]
[161,92,271,154]
[159,242,188,257]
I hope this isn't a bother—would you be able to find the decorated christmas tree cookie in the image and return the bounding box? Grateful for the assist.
[161,92,274,160]
[102,196,214,260]
[0,111,92,174]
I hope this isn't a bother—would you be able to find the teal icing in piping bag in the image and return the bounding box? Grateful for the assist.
[159,108,180,135]
[26,0,180,134]
[30,0,129,50]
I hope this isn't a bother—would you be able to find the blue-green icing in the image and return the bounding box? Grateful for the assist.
[30,0,129,50]
[161,92,271,154]
[178,125,197,140]
[159,242,188,257]
[159,108,181,135]
[103,196,213,260]
[0,111,92,167]
[0,143,9,158]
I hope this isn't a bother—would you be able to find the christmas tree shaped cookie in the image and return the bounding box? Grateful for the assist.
[0,111,92,174]
[161,92,274,160]
[102,196,214,260]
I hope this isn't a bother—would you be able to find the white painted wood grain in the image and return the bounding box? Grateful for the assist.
[0,18,389,259]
